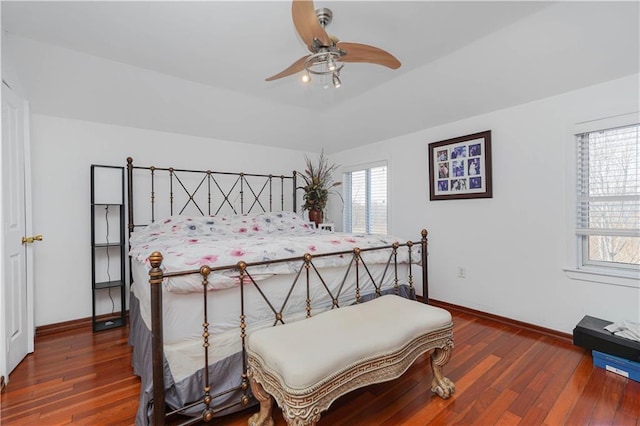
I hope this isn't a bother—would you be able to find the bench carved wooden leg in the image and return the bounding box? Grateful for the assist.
[248,373,275,426]
[430,344,455,399]
[281,406,321,426]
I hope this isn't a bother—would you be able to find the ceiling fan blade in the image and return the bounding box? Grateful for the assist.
[292,0,331,49]
[265,55,309,81]
[337,42,401,69]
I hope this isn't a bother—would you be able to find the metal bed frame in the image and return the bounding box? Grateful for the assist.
[125,157,429,424]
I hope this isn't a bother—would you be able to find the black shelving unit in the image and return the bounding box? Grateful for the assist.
[90,164,126,332]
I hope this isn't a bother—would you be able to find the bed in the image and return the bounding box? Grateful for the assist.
[125,158,430,425]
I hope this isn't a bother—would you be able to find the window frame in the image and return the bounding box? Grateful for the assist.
[342,161,388,235]
[565,112,640,288]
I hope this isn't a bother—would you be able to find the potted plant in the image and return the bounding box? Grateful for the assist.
[300,151,341,227]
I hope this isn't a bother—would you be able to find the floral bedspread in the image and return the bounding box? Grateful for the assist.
[129,212,420,292]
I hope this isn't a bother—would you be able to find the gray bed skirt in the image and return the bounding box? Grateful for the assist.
[129,292,251,425]
[128,284,416,425]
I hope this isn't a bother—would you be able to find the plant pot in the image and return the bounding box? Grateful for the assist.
[308,209,323,227]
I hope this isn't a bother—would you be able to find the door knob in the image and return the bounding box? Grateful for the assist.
[21,235,43,244]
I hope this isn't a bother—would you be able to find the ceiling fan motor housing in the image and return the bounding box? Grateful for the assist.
[315,8,333,28]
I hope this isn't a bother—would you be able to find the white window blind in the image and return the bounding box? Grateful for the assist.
[344,165,387,234]
[576,123,640,268]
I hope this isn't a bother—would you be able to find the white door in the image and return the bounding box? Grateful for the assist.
[2,81,34,377]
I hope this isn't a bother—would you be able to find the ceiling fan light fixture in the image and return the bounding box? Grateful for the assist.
[327,55,337,71]
[302,51,343,88]
[332,72,341,88]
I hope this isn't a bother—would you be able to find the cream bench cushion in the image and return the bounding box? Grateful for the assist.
[246,295,455,426]
[248,294,451,389]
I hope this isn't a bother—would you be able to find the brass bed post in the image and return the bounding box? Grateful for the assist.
[199,265,214,422]
[421,229,429,304]
[148,252,166,424]
[238,261,250,406]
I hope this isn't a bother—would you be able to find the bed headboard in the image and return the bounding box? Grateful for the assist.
[126,157,298,235]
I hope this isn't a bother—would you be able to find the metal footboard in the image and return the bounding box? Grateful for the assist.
[146,231,428,424]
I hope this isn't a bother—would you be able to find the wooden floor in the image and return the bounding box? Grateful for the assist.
[1,309,638,425]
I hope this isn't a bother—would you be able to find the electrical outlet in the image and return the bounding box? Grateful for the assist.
[457,267,466,278]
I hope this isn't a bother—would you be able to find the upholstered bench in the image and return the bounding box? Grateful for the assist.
[246,294,455,426]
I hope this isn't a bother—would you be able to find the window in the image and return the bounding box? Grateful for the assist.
[343,164,387,234]
[576,123,639,274]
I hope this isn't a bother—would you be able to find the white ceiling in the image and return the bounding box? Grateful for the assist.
[2,1,639,153]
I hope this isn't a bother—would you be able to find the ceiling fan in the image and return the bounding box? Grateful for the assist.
[266,0,401,87]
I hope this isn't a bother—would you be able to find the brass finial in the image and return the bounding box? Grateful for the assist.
[202,408,214,422]
[149,252,163,268]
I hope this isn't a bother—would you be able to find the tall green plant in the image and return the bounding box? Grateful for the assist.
[300,151,341,211]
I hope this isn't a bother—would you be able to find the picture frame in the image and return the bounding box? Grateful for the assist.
[428,130,493,200]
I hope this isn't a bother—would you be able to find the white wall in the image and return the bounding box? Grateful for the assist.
[29,115,306,326]
[25,73,640,332]
[329,74,640,334]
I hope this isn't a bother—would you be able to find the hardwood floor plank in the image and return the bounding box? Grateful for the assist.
[70,389,139,425]
[619,378,640,420]
[2,307,638,425]
[527,345,584,421]
[472,388,519,425]
[361,363,446,425]
[520,405,548,425]
[1,377,138,423]
[493,338,549,393]
[324,369,420,426]
[495,410,522,425]
[509,387,543,418]
[449,386,501,424]
[565,367,604,424]
[404,354,502,425]
[543,352,595,425]
[589,372,627,425]
[611,410,639,426]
